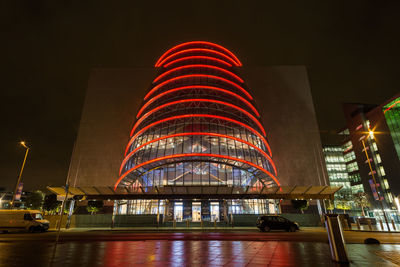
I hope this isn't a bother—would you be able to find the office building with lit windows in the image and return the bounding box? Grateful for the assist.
[65,41,329,223]
[322,145,354,202]
[342,95,400,215]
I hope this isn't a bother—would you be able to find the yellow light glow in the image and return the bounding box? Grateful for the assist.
[369,130,374,139]
[20,141,25,146]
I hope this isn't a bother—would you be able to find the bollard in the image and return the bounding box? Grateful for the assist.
[379,219,384,230]
[325,214,349,263]
[214,219,217,229]
[367,219,372,230]
[173,219,176,228]
[356,218,361,230]
[392,220,396,231]
[186,219,189,228]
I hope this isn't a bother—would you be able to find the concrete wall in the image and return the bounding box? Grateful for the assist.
[69,67,328,187]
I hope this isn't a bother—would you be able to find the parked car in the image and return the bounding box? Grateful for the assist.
[256,215,299,232]
[0,210,49,233]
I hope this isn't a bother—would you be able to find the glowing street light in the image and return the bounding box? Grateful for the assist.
[368,130,374,139]
[11,141,30,207]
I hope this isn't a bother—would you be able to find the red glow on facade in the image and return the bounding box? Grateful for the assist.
[155,41,242,67]
[164,56,232,68]
[136,85,260,118]
[153,64,244,83]
[115,153,279,190]
[144,74,253,100]
[119,132,277,176]
[131,98,266,137]
[127,114,272,157]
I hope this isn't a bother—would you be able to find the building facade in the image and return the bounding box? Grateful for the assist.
[341,95,400,218]
[67,41,329,221]
[116,41,279,221]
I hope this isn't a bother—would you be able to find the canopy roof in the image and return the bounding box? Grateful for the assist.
[47,185,341,200]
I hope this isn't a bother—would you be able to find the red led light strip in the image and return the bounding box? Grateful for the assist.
[153,64,244,84]
[119,132,277,176]
[156,48,240,68]
[164,56,232,68]
[137,85,259,118]
[127,114,272,157]
[115,153,279,190]
[155,41,242,67]
[131,99,266,137]
[383,100,400,114]
[145,74,253,100]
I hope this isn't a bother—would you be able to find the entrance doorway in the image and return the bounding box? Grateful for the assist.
[210,202,220,222]
[174,202,183,222]
[192,202,201,222]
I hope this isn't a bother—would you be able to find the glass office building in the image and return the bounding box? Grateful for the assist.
[114,41,279,221]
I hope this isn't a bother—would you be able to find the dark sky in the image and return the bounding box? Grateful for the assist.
[1,1,400,191]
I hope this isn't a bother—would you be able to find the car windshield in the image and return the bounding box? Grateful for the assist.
[31,213,43,220]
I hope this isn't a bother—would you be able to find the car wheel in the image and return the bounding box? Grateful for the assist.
[289,226,296,232]
[28,226,36,233]
[264,226,271,232]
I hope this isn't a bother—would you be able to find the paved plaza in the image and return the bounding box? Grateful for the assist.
[1,229,400,266]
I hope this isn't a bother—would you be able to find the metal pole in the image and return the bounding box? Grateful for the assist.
[361,139,390,231]
[11,147,29,207]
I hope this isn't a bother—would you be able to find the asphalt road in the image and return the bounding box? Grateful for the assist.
[1,228,399,244]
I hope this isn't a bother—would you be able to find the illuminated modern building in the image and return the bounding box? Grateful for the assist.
[115,41,279,221]
[341,94,400,217]
[66,40,329,223]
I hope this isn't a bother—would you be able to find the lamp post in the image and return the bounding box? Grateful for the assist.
[361,130,390,230]
[11,141,30,208]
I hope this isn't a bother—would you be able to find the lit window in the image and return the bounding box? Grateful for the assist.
[379,166,386,176]
[372,142,378,152]
[383,179,390,190]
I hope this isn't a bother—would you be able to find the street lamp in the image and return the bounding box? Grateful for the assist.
[360,130,391,230]
[10,141,30,208]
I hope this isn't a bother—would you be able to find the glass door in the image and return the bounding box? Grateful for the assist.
[192,202,201,222]
[174,202,183,222]
[210,202,220,222]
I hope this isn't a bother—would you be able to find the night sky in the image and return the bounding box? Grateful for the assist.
[2,1,400,191]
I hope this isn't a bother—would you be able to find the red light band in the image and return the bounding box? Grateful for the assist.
[120,132,277,176]
[156,48,240,67]
[155,41,242,67]
[136,85,259,118]
[153,64,244,84]
[127,114,271,158]
[131,99,265,137]
[115,153,279,189]
[145,74,253,100]
[383,100,400,114]
[164,56,232,68]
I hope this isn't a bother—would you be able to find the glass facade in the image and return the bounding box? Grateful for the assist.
[115,42,279,217]
[383,97,400,161]
[323,146,353,201]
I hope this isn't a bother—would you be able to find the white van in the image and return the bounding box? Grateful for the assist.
[0,210,50,233]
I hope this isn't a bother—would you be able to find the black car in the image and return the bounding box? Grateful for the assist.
[256,215,299,232]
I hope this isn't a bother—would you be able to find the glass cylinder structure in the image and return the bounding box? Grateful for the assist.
[115,41,279,191]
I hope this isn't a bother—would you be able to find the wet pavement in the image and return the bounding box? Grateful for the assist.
[2,228,400,244]
[0,240,399,266]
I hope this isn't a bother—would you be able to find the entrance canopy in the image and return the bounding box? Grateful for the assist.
[47,185,341,200]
